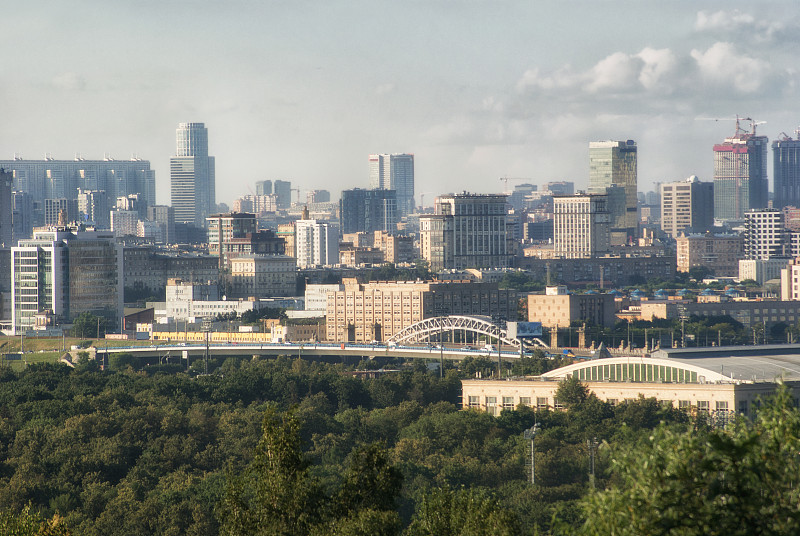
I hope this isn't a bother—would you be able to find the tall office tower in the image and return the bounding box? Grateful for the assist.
[743,209,789,260]
[294,219,339,268]
[44,198,79,227]
[12,191,33,243]
[147,205,175,245]
[76,189,109,228]
[368,153,415,217]
[255,179,273,196]
[419,193,509,270]
[170,122,216,227]
[773,130,800,210]
[340,188,398,235]
[274,180,292,208]
[0,170,11,247]
[589,140,638,241]
[0,157,155,208]
[11,228,122,334]
[552,193,611,258]
[713,121,768,223]
[660,176,714,238]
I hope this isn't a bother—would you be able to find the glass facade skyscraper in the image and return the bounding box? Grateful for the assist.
[773,132,800,210]
[368,153,415,217]
[170,123,215,227]
[588,140,637,243]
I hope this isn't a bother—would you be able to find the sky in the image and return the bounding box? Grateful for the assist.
[2,1,799,206]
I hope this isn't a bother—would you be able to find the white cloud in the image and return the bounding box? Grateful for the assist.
[695,10,800,45]
[695,10,755,33]
[586,52,643,93]
[690,42,771,93]
[637,48,680,91]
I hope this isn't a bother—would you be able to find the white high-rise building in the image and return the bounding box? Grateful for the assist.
[368,153,414,217]
[553,193,611,258]
[743,209,789,260]
[295,219,339,268]
[170,123,216,227]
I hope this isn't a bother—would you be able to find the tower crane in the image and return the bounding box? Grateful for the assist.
[499,177,534,192]
[696,115,766,137]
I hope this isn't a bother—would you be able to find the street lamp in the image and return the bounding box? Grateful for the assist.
[523,423,540,485]
[587,437,599,488]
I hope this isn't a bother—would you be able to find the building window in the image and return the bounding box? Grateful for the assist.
[486,396,497,416]
[468,395,479,408]
[607,398,618,407]
[738,400,748,415]
[536,397,548,410]
[678,400,691,410]
[553,397,563,410]
[519,397,531,407]
[697,400,709,413]
[502,396,514,410]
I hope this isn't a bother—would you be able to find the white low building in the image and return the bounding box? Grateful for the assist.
[462,346,800,419]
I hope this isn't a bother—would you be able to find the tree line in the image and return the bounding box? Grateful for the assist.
[1,355,798,535]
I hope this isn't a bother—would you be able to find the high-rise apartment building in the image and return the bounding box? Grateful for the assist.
[11,228,122,334]
[773,130,800,210]
[552,193,610,258]
[660,176,714,238]
[589,140,638,241]
[713,121,768,223]
[0,157,155,210]
[340,188,398,235]
[170,122,216,227]
[0,170,12,247]
[743,209,789,260]
[368,153,415,217]
[12,191,33,243]
[419,193,509,270]
[206,213,284,269]
[295,219,339,268]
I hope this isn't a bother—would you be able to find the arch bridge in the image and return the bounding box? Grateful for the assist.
[387,315,522,347]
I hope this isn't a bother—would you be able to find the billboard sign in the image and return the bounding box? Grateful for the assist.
[506,321,542,339]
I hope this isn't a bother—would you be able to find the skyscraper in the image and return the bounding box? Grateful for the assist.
[255,179,272,196]
[295,219,339,268]
[660,176,714,238]
[589,140,638,242]
[713,120,768,223]
[368,153,415,217]
[773,130,800,210]
[274,180,292,208]
[340,188,397,235]
[170,122,216,227]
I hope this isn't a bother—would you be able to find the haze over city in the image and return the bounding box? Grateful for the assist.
[3,1,800,204]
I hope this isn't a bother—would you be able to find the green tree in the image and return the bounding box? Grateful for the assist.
[0,505,71,536]
[579,385,800,535]
[406,488,521,536]
[70,312,109,338]
[220,406,324,536]
[555,376,589,408]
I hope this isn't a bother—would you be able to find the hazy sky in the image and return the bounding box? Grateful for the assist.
[3,1,799,205]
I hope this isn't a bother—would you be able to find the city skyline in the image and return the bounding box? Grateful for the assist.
[3,2,800,206]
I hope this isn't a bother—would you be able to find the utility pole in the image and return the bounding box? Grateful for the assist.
[587,437,599,488]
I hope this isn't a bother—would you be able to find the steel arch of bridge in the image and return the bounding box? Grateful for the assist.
[387,315,520,347]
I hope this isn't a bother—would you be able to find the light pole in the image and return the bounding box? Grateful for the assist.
[524,423,540,485]
[587,437,599,488]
